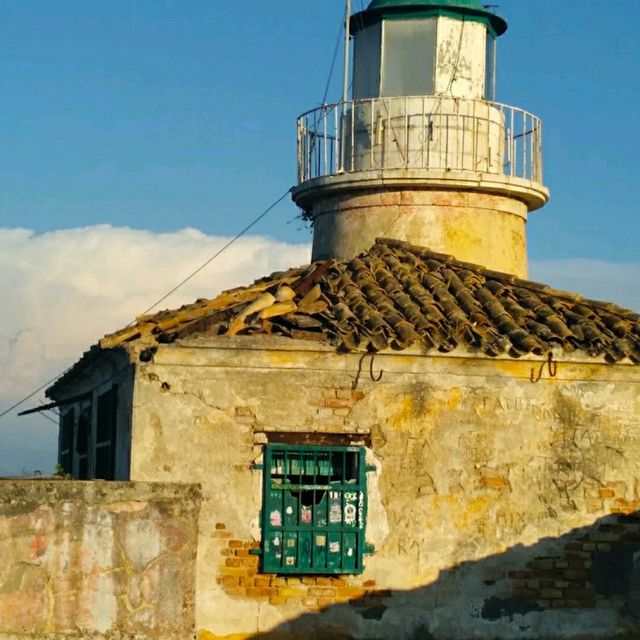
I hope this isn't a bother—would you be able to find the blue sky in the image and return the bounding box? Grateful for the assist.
[0,0,638,261]
[1,1,639,476]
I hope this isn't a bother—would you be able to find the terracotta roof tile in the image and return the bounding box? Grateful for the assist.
[49,238,640,394]
[93,238,640,364]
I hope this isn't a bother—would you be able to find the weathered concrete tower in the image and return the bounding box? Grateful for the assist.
[291,0,549,277]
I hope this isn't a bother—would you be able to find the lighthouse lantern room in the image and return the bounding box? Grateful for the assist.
[292,0,549,278]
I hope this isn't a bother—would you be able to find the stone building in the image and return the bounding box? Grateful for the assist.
[6,1,640,639]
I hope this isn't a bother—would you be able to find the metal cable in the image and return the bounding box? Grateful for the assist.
[0,187,294,423]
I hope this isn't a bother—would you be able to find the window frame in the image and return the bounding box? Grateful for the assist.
[261,444,368,575]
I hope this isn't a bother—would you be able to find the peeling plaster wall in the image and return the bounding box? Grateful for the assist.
[0,480,201,640]
[127,335,640,639]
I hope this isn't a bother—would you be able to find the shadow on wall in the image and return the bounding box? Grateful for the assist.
[248,511,640,640]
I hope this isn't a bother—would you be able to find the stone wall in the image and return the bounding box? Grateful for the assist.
[127,335,640,639]
[0,480,201,640]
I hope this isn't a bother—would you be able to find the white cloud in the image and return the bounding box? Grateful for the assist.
[1,226,638,476]
[0,225,310,475]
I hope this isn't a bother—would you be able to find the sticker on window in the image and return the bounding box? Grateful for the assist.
[269,510,282,526]
[344,503,357,525]
[329,541,340,553]
[301,506,312,524]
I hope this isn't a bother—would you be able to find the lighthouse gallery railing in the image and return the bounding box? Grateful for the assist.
[297,97,543,185]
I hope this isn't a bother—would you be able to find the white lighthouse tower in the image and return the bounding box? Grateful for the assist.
[291,0,549,278]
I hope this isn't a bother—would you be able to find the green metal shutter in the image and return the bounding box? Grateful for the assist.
[261,445,367,575]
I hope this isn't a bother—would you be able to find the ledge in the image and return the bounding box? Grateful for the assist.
[291,168,550,212]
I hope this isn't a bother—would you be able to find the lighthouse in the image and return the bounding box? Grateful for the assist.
[291,0,549,278]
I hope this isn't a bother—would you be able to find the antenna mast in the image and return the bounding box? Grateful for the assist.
[342,0,351,104]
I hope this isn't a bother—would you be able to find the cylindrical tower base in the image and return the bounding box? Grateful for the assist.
[309,188,529,278]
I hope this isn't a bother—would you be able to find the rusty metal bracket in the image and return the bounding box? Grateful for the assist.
[352,353,384,390]
[530,352,558,383]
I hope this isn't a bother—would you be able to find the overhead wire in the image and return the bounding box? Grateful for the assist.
[0,187,294,423]
[2,3,364,425]
[129,187,292,324]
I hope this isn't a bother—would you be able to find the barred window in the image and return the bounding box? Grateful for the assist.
[261,445,367,575]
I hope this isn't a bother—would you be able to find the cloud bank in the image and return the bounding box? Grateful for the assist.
[0,225,310,475]
[0,225,637,475]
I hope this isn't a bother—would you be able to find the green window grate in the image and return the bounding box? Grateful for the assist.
[261,445,367,574]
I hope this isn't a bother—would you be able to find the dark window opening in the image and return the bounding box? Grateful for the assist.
[95,386,118,480]
[76,403,92,479]
[59,408,75,475]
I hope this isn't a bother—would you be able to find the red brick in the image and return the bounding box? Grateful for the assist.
[277,587,305,598]
[228,540,244,549]
[322,398,352,409]
[336,587,365,599]
[564,569,588,580]
[254,576,272,588]
[564,589,593,599]
[508,571,531,579]
[269,595,287,606]
[240,556,259,567]
[318,597,336,608]
[363,579,376,587]
[221,576,239,588]
[308,587,336,597]
[226,557,242,568]
[220,566,246,577]
[215,522,226,530]
[270,577,287,587]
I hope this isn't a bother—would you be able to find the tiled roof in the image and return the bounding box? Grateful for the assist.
[95,238,640,364]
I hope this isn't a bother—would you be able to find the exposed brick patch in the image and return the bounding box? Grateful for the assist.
[504,500,640,611]
[216,530,383,611]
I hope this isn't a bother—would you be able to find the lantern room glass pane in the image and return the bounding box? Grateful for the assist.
[381,19,436,97]
[353,23,382,100]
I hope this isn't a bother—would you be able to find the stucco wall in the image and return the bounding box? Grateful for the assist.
[127,335,640,639]
[309,188,529,277]
[0,480,201,640]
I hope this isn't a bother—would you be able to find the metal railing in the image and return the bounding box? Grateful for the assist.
[297,97,543,185]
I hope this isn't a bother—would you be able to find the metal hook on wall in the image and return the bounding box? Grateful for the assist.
[369,354,383,382]
[352,353,384,390]
[530,352,558,384]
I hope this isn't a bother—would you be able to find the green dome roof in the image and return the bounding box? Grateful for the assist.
[368,0,485,9]
[352,0,507,37]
